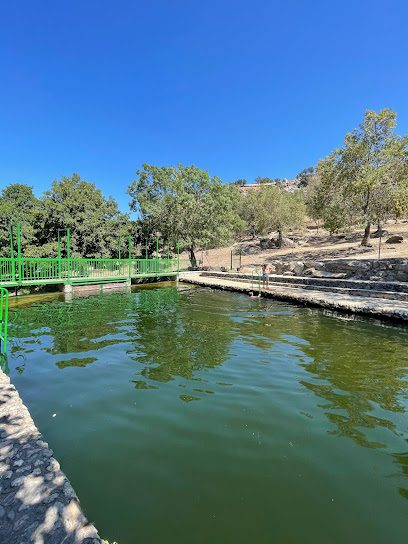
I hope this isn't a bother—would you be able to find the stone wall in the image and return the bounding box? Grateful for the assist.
[246,258,408,282]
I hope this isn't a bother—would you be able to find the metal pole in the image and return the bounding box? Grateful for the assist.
[129,235,131,279]
[239,250,242,269]
[9,226,15,283]
[58,231,61,279]
[17,223,22,286]
[145,239,148,274]
[118,238,121,275]
[156,237,159,276]
[177,241,180,274]
[67,228,70,281]
[230,250,233,271]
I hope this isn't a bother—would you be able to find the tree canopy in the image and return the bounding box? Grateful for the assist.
[239,185,305,246]
[310,109,408,244]
[127,164,244,264]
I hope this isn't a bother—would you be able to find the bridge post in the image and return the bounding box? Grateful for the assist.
[9,226,15,283]
[156,238,159,276]
[128,235,131,279]
[16,224,22,286]
[67,228,70,281]
[118,238,121,275]
[58,228,70,281]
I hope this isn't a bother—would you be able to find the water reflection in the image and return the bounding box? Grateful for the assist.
[7,286,408,457]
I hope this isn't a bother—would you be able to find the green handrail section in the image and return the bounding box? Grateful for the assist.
[0,257,191,287]
[0,223,192,288]
[0,287,8,354]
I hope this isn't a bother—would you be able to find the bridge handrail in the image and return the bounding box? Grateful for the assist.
[0,256,191,284]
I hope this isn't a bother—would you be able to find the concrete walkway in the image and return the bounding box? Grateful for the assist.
[0,370,102,544]
[180,272,408,322]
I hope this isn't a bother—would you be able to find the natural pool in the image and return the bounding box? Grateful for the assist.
[3,283,408,544]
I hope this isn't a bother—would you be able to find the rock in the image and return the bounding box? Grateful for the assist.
[303,268,316,276]
[385,235,403,244]
[303,260,325,270]
[293,261,304,276]
[281,237,296,248]
[372,229,389,238]
[282,271,295,276]
[312,270,347,279]
[395,272,408,282]
[259,238,276,249]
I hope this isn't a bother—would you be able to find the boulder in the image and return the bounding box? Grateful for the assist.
[282,271,295,276]
[312,270,347,279]
[394,271,408,282]
[281,237,296,248]
[303,260,325,270]
[303,268,316,276]
[371,229,389,238]
[385,235,404,244]
[259,238,276,249]
[293,261,304,276]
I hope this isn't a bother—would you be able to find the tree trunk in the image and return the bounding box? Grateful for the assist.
[277,225,283,249]
[361,223,371,246]
[189,247,197,268]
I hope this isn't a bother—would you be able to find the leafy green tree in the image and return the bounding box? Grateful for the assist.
[239,185,305,246]
[233,179,247,187]
[37,173,130,258]
[316,109,408,245]
[0,184,40,257]
[296,167,315,187]
[265,186,305,247]
[127,164,244,265]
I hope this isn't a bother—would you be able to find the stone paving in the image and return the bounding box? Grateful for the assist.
[0,370,102,544]
[180,272,408,322]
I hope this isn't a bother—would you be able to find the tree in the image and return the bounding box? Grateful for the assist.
[239,185,305,246]
[316,109,408,245]
[296,167,315,187]
[0,184,40,257]
[265,187,306,247]
[127,164,244,265]
[234,179,247,187]
[37,173,130,258]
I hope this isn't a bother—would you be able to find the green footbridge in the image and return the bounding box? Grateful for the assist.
[0,224,189,289]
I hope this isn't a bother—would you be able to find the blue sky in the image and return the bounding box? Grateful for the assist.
[1,0,407,214]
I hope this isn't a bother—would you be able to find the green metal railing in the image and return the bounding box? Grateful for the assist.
[0,287,8,354]
[1,223,193,287]
[0,257,191,286]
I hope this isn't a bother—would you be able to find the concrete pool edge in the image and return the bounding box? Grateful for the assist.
[0,369,102,544]
[179,272,408,322]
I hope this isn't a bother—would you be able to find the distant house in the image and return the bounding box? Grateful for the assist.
[238,182,276,195]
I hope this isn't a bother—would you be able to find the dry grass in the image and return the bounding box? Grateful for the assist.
[181,221,408,269]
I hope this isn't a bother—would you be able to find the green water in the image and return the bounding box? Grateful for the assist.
[4,284,408,544]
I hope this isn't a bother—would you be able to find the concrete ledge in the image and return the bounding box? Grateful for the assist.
[180,273,408,323]
[200,271,408,293]
[0,370,102,544]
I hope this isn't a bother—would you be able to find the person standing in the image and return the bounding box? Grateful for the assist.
[262,264,272,289]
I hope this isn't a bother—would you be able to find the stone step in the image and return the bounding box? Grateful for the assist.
[201,271,408,295]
